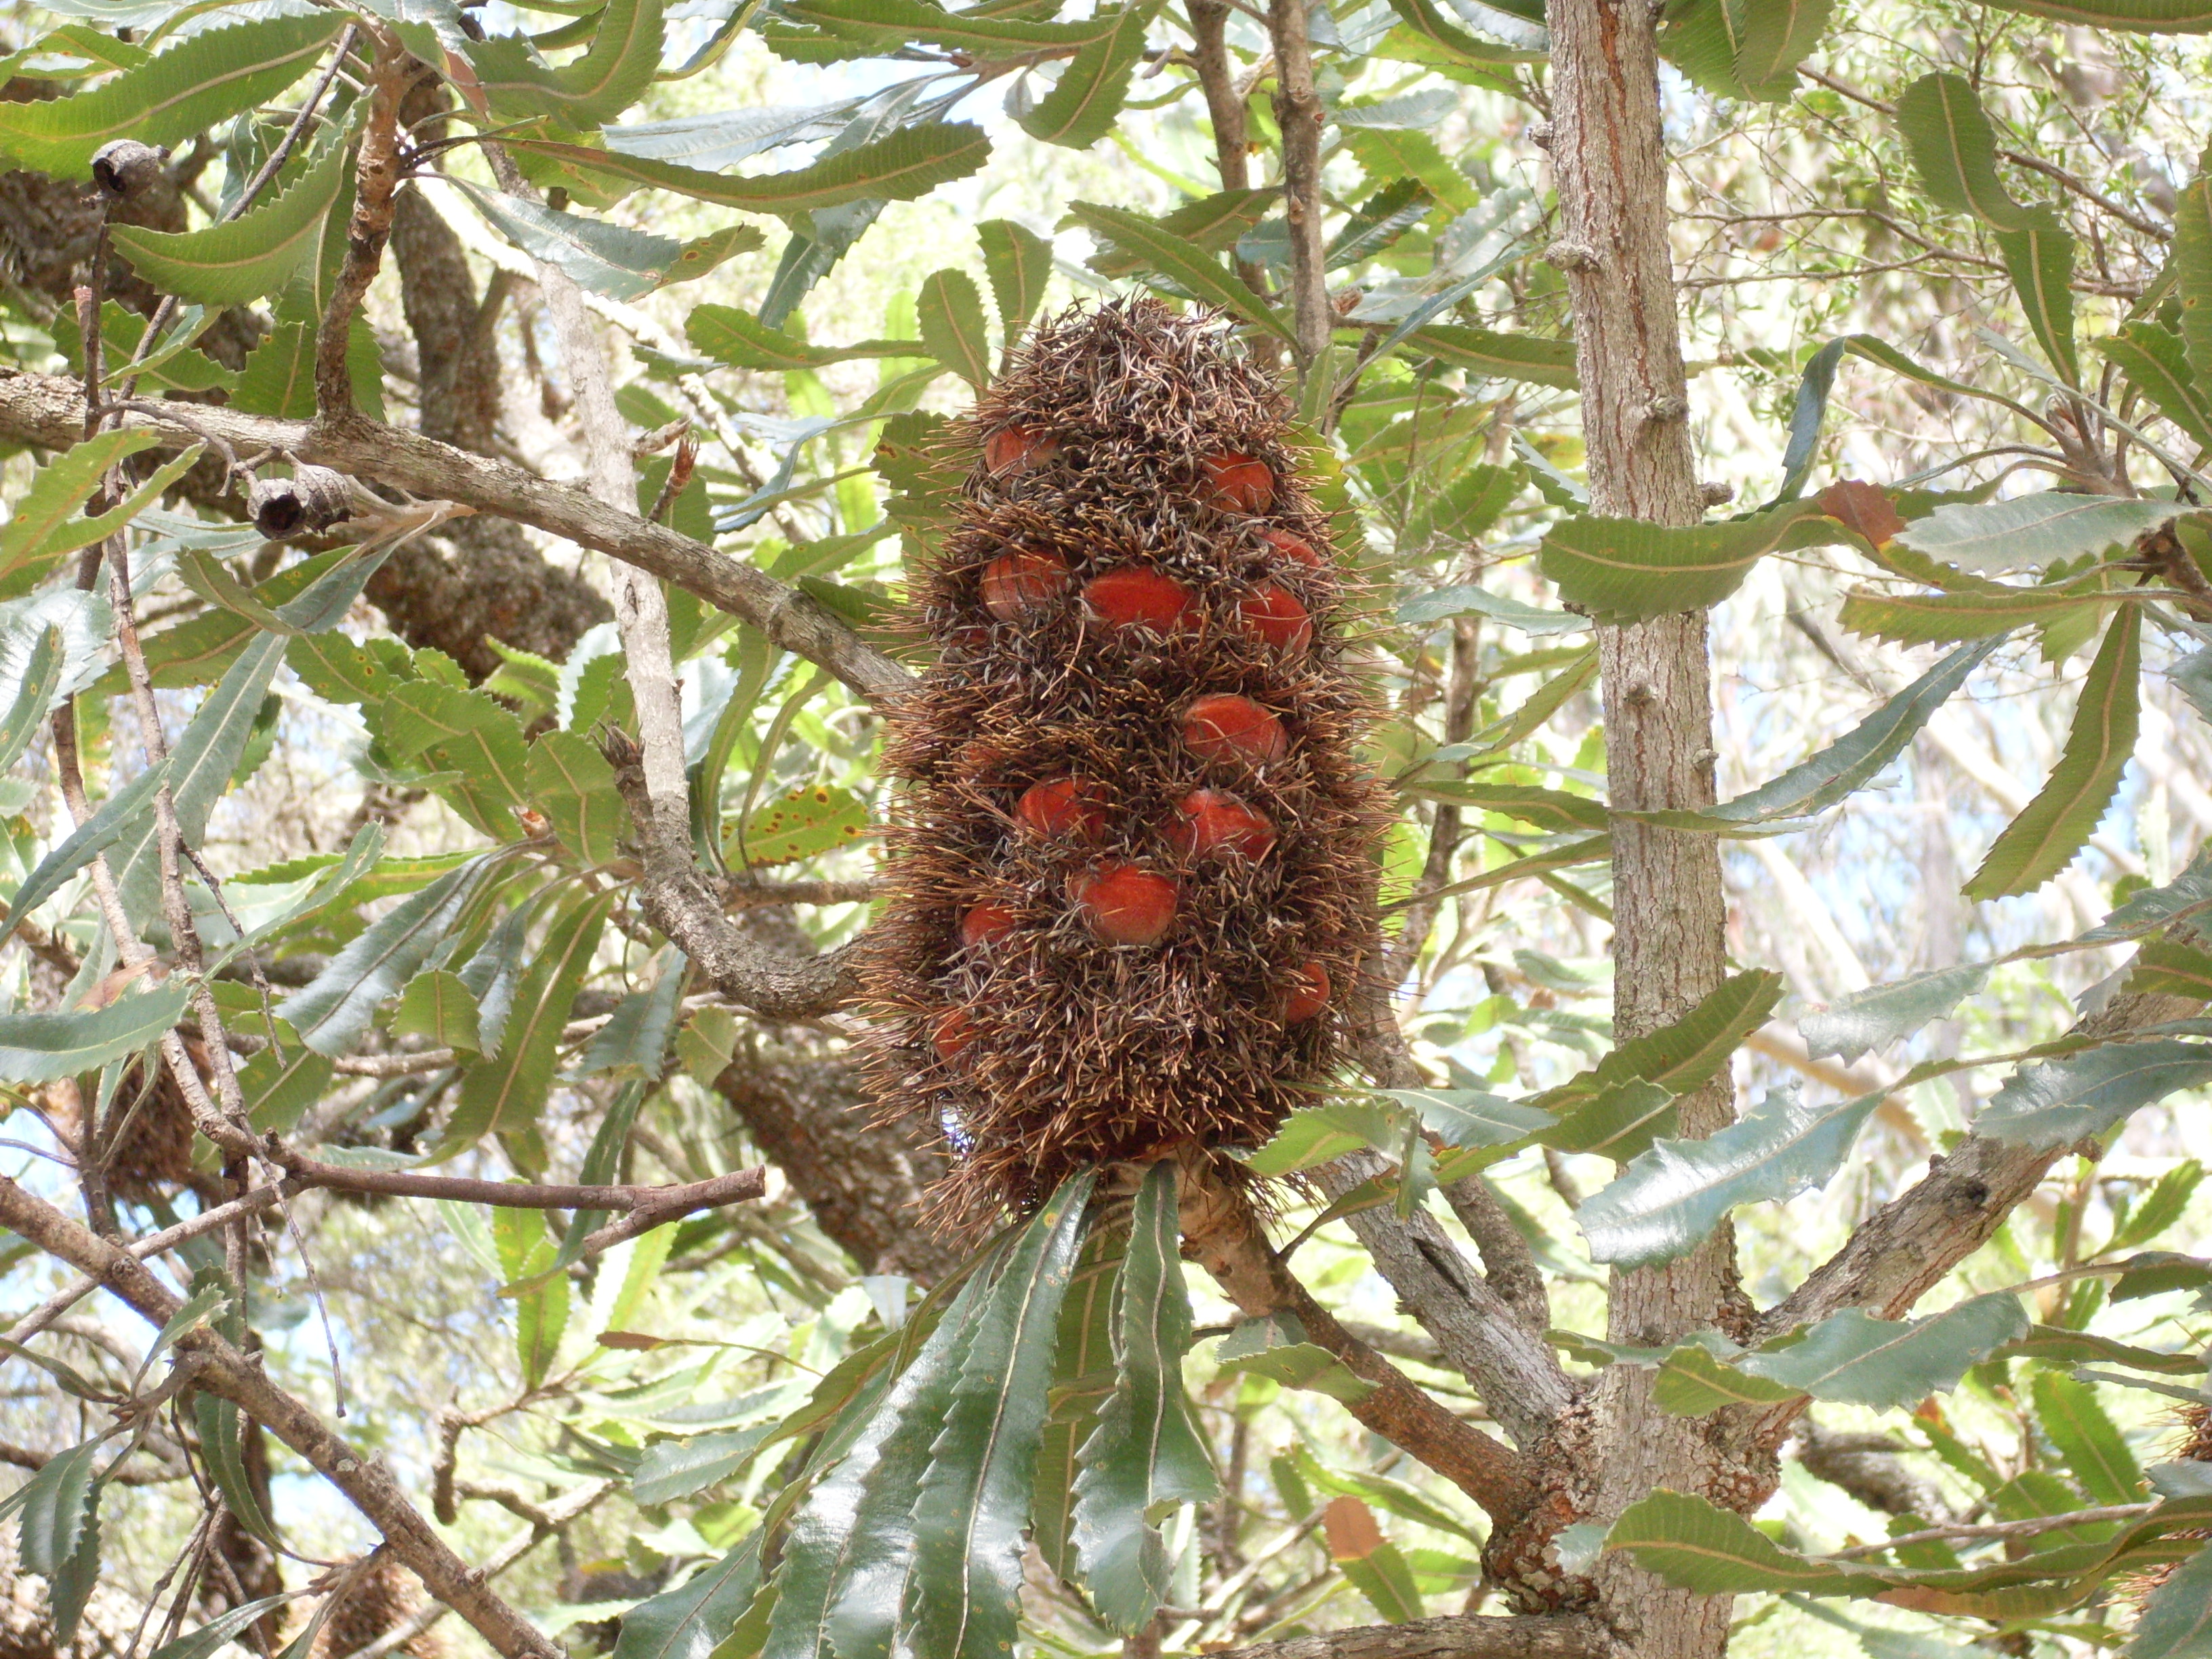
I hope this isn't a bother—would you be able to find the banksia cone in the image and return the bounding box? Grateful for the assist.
[865,300,1389,1226]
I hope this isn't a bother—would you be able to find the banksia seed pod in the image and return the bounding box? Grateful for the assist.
[864,300,1389,1227]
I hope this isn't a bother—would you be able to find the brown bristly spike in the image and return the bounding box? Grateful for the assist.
[861,299,1391,1229]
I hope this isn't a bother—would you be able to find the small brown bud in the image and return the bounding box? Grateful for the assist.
[249,466,355,539]
[91,140,165,201]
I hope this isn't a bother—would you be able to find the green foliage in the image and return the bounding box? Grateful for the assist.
[111,129,349,306]
[1537,501,1843,622]
[1576,1088,1883,1268]
[1965,608,2140,899]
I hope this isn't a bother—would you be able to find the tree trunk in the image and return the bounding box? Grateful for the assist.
[1542,0,1755,1652]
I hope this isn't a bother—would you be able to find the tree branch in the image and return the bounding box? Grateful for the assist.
[1176,1160,1537,1521]
[1201,1613,1616,1659]
[316,31,408,420]
[1265,0,1329,365]
[0,373,911,703]
[1765,968,2205,1338]
[0,1176,562,1659]
[1315,1152,1574,1448]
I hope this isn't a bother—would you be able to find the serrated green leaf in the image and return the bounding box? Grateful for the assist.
[382,681,533,840]
[459,182,760,301]
[112,133,348,306]
[1381,0,1544,65]
[2101,323,2212,451]
[108,630,288,930]
[281,857,491,1054]
[1540,1079,1679,1160]
[143,1597,294,1659]
[1341,128,1477,213]
[1978,1038,2212,1147]
[976,218,1052,340]
[1740,1294,2030,1408]
[1637,638,1996,833]
[1399,463,1525,551]
[1968,0,2212,37]
[2178,171,2212,387]
[468,0,663,127]
[1651,1340,1802,1415]
[228,318,385,421]
[1731,0,1833,98]
[1965,607,2139,899]
[1067,201,1293,342]
[792,0,1143,49]
[2127,938,2212,999]
[1018,1,1157,149]
[614,1534,763,1659]
[1896,73,2040,232]
[0,627,64,779]
[916,267,992,390]
[760,1261,990,1659]
[0,983,188,1084]
[527,730,628,867]
[1605,1488,1867,1594]
[1997,1325,2208,1374]
[1085,188,1273,278]
[0,430,157,579]
[1244,1098,1404,1176]
[1577,1088,1882,1269]
[1398,324,1578,388]
[2032,1372,2142,1505]
[0,757,159,954]
[1380,1089,1556,1147]
[1213,1317,1376,1403]
[729,782,867,869]
[495,1207,569,1387]
[1401,780,1607,832]
[1996,216,2080,385]
[1072,1163,1215,1633]
[1897,495,2190,575]
[443,890,614,1151]
[1396,584,1584,634]
[194,1396,276,1546]
[1327,178,1434,270]
[1657,0,1748,97]
[514,121,991,213]
[1542,970,1784,1112]
[2129,1542,2212,1658]
[1032,1231,1124,1584]
[1799,961,1992,1064]
[0,15,343,178]
[577,959,684,1080]
[394,968,482,1054]
[1536,500,1839,622]
[687,304,918,371]
[1838,583,2108,645]
[897,1170,1097,1659]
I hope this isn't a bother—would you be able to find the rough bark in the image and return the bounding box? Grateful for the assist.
[713,1034,961,1283]
[1265,0,1329,364]
[1540,0,1750,1650]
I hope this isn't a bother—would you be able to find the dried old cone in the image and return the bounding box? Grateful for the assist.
[863,300,1389,1225]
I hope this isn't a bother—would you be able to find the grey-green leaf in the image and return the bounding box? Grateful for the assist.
[1896,495,2190,575]
[1964,607,2140,900]
[1978,1039,2212,1148]
[977,218,1052,340]
[1736,1294,2030,1409]
[899,1170,1099,1659]
[1073,1162,1217,1634]
[1577,1088,1882,1269]
[280,858,490,1054]
[916,267,993,390]
[1799,961,1992,1063]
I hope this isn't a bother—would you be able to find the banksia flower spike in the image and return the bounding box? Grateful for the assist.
[865,300,1390,1227]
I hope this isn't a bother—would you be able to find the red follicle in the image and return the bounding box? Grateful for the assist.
[960,902,1020,951]
[1238,581,1313,654]
[985,423,1060,476]
[1181,694,1288,766]
[1082,567,1195,634]
[1202,452,1275,514]
[981,547,1072,621]
[1279,962,1330,1023]
[1166,788,1275,860]
[1016,777,1112,842]
[1067,862,1179,945]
